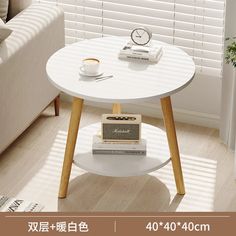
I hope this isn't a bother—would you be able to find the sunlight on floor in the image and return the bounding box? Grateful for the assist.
[16,130,86,210]
[151,154,217,211]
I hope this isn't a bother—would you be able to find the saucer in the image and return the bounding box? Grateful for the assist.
[79,69,103,77]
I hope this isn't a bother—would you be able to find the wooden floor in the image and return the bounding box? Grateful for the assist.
[0,102,235,212]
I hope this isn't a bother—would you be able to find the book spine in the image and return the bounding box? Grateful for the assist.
[92,150,146,155]
[93,144,146,150]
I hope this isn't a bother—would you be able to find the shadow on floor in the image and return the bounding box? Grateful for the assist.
[58,173,183,212]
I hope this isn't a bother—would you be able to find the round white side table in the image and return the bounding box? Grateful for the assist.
[46,36,195,199]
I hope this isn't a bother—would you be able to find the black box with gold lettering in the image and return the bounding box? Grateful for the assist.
[101,114,141,142]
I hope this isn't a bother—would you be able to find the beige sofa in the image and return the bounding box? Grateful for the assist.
[0,1,65,154]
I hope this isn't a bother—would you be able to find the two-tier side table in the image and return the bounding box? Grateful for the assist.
[46,36,195,199]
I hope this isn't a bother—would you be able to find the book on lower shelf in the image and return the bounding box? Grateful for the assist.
[92,135,147,155]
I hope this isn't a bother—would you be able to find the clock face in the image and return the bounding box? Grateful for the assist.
[131,27,152,45]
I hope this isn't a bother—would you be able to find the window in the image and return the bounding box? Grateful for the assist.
[36,0,226,78]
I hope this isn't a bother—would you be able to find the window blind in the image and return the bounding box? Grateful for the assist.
[35,0,226,77]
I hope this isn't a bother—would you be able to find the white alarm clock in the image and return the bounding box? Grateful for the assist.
[131,27,152,46]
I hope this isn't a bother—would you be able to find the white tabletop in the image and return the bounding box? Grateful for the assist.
[47,37,195,103]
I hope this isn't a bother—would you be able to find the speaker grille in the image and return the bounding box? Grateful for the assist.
[102,124,140,140]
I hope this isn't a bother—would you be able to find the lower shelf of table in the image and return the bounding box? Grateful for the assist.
[73,123,171,177]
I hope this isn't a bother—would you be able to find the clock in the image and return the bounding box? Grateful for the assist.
[131,27,152,46]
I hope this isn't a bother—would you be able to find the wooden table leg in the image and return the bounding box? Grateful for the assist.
[112,103,121,114]
[160,96,185,195]
[58,97,84,198]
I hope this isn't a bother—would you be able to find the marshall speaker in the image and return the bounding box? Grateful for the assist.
[101,114,141,142]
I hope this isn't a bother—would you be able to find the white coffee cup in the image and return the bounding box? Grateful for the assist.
[80,58,100,76]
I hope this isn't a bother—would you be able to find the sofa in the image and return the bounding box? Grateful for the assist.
[0,0,65,154]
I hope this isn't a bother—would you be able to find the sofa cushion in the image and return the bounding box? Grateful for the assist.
[0,0,9,22]
[8,0,32,20]
[0,18,12,42]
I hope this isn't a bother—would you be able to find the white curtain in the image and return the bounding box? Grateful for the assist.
[220,0,236,150]
[221,65,236,150]
[220,0,236,179]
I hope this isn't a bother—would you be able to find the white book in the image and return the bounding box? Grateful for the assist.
[119,44,163,63]
[92,135,146,155]
[93,150,146,155]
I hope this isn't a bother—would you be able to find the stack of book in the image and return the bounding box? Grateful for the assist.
[118,42,163,63]
[92,135,146,155]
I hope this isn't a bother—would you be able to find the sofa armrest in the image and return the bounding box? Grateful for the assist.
[0,3,65,64]
[0,3,64,153]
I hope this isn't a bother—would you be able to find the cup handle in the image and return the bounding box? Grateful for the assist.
[80,66,85,72]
